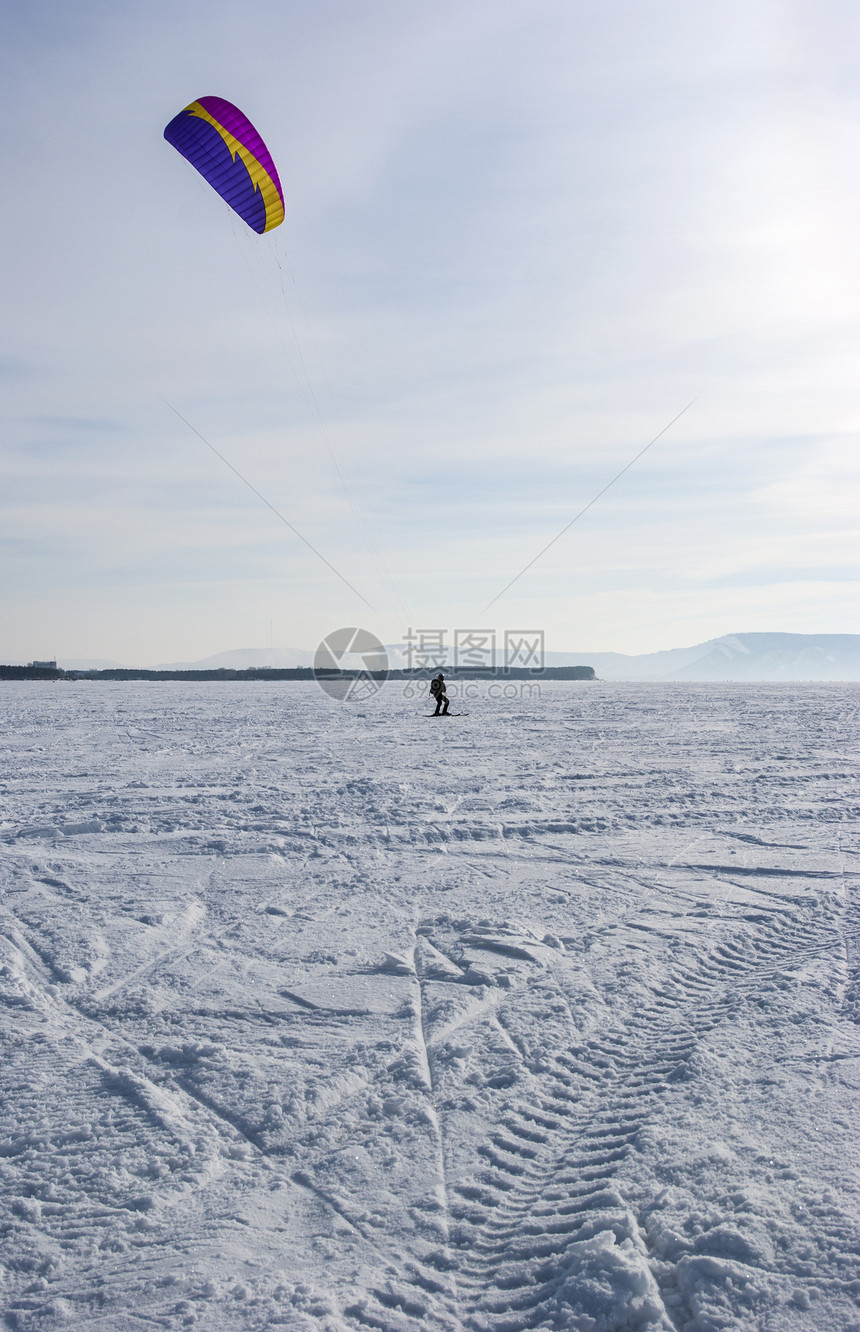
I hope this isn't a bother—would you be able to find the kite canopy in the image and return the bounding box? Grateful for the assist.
[164,96,285,234]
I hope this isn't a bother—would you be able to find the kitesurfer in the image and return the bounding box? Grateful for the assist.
[430,672,450,716]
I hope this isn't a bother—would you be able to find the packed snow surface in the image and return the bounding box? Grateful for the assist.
[1,680,859,1332]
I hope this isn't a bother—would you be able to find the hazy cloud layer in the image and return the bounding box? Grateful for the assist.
[2,0,858,663]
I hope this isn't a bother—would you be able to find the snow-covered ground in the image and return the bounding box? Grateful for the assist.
[1,680,859,1332]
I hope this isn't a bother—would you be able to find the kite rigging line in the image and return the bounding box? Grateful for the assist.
[164,401,377,613]
[481,397,698,613]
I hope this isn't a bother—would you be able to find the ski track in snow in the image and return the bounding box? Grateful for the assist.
[0,681,859,1331]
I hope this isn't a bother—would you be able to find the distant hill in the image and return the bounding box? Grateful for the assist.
[554,633,860,681]
[672,633,860,682]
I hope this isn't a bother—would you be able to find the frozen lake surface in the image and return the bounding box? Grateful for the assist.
[1,680,859,1331]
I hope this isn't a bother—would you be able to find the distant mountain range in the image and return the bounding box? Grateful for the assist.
[129,633,860,682]
[553,633,860,681]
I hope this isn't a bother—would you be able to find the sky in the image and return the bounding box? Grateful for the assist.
[2,0,859,665]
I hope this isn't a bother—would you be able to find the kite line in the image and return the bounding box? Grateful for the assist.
[482,398,698,612]
[165,401,377,613]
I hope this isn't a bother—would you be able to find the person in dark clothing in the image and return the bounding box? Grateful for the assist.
[429,672,450,715]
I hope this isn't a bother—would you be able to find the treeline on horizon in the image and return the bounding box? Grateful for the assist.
[0,664,597,682]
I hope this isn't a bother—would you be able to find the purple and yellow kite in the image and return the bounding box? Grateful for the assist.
[164,96,285,235]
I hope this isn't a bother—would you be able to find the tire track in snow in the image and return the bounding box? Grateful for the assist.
[346,888,849,1331]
